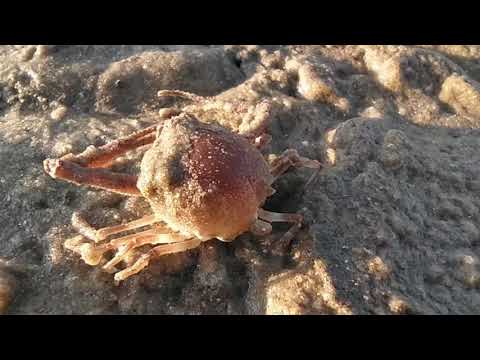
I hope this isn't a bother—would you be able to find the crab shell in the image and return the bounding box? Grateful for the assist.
[137,114,275,242]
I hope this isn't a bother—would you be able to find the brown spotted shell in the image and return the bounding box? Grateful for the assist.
[137,114,274,241]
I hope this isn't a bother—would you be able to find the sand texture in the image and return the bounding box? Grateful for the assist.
[1,45,480,314]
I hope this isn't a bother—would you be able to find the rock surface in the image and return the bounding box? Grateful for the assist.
[0,45,480,314]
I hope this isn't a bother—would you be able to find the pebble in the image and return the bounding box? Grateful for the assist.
[20,46,36,62]
[388,295,411,314]
[50,105,68,121]
[36,45,54,58]
[439,74,480,119]
[367,256,391,280]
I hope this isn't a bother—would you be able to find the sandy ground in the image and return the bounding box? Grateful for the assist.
[1,45,480,314]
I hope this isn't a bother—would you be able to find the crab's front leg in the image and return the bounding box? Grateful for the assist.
[59,123,159,168]
[43,123,161,196]
[44,159,141,196]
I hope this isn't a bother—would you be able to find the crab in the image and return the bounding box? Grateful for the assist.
[43,90,321,284]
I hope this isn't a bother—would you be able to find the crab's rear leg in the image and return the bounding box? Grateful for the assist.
[71,213,158,243]
[114,237,202,284]
[64,223,184,271]
[250,218,273,236]
[103,228,187,273]
[270,149,321,181]
[258,208,303,246]
[260,150,320,249]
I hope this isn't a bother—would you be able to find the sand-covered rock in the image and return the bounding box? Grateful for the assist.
[95,49,244,115]
[362,46,408,93]
[1,45,480,314]
[439,74,480,119]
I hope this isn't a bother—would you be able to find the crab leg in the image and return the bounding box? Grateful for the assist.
[250,218,273,236]
[60,124,159,169]
[71,212,158,242]
[107,224,172,247]
[42,122,166,196]
[270,149,321,180]
[44,158,141,196]
[103,231,187,273]
[98,215,160,240]
[258,208,303,245]
[114,237,202,284]
[67,213,177,272]
[64,225,181,268]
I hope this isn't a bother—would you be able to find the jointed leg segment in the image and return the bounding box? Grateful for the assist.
[113,238,202,284]
[103,231,189,274]
[72,212,158,242]
[258,208,303,245]
[270,149,321,180]
[44,160,141,196]
[60,124,159,168]
[43,124,162,196]
[252,149,321,247]
[65,214,196,283]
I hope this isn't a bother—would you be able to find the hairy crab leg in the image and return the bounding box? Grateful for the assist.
[114,238,202,284]
[258,208,303,245]
[270,148,321,180]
